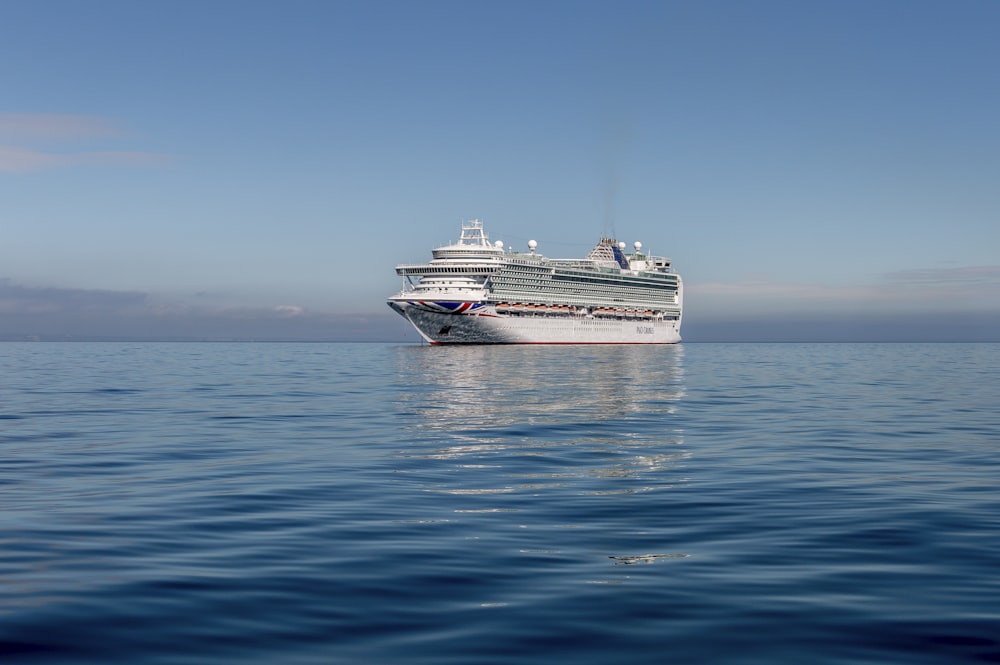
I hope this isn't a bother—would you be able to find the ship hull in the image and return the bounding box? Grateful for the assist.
[389,302,681,345]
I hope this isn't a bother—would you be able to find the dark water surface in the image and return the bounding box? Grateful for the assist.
[2,342,998,664]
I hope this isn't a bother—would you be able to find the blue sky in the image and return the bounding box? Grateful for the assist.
[2,0,998,340]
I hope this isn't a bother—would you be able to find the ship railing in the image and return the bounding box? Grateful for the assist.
[396,264,500,276]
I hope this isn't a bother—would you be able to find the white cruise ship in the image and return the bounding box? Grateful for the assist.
[387,220,683,344]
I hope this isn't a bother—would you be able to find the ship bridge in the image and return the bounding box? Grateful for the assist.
[429,219,505,263]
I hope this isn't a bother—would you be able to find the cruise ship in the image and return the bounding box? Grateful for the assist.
[387,220,683,344]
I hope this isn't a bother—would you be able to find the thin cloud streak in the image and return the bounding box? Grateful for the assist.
[0,113,168,172]
[0,146,170,172]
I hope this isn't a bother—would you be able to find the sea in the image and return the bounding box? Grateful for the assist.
[1,342,998,664]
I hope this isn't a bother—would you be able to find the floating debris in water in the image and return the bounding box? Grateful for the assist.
[609,553,690,565]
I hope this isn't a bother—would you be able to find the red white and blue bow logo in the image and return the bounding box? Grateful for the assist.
[409,301,486,314]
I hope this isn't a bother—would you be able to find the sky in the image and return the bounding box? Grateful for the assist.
[2,0,998,341]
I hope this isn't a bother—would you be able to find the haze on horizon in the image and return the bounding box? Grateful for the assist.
[2,1,998,342]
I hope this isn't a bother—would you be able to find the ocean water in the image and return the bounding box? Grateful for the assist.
[1,342,998,664]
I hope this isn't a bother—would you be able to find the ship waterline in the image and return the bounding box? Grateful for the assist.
[387,220,683,345]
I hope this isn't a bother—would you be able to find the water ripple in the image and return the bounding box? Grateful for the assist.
[0,342,997,664]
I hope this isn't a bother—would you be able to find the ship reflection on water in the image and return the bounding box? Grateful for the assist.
[391,344,688,494]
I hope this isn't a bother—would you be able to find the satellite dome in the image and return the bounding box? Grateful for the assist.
[528,240,537,251]
[634,241,642,251]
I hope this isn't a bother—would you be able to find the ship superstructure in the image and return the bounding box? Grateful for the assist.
[387,220,682,344]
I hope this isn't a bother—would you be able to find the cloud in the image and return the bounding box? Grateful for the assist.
[0,146,57,172]
[0,278,148,315]
[687,279,888,315]
[0,279,411,341]
[0,146,170,172]
[882,265,1000,286]
[688,264,1000,315]
[0,113,169,173]
[4,267,995,343]
[682,310,1000,342]
[683,264,1000,341]
[0,113,124,142]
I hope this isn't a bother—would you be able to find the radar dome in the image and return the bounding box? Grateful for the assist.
[634,241,642,251]
[618,242,626,251]
[528,239,537,251]
[494,240,504,249]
